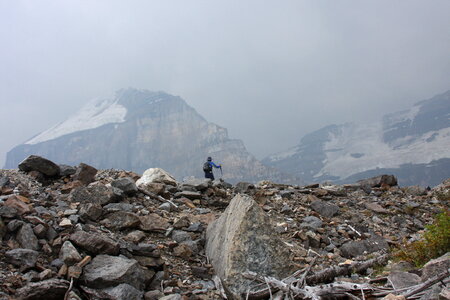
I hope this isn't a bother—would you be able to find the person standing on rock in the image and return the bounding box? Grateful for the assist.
[203,156,221,180]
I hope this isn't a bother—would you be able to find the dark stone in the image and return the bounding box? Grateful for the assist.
[16,279,69,300]
[17,223,39,250]
[186,222,204,232]
[33,224,48,239]
[7,219,24,232]
[234,182,255,194]
[130,243,160,257]
[340,235,389,258]
[100,211,141,231]
[70,230,120,255]
[357,174,398,188]
[79,203,103,221]
[310,200,339,218]
[0,176,10,188]
[300,216,323,231]
[0,206,18,218]
[70,184,123,206]
[5,248,39,268]
[18,155,61,177]
[59,164,76,177]
[174,191,202,200]
[111,177,138,195]
[171,230,192,243]
[73,163,97,185]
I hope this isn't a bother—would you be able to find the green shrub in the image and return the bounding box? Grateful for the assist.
[393,209,450,267]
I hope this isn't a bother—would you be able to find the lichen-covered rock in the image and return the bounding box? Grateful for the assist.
[205,194,294,299]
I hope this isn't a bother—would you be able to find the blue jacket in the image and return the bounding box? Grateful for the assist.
[208,161,221,169]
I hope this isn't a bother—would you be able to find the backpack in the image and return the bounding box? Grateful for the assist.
[203,162,212,172]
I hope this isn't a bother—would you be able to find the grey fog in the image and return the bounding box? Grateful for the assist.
[1,0,450,168]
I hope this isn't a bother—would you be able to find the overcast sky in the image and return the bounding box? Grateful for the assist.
[1,0,450,167]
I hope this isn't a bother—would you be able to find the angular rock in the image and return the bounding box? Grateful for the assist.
[124,230,146,244]
[136,168,177,188]
[103,202,134,213]
[403,185,427,196]
[310,200,339,218]
[366,202,390,214]
[340,235,389,258]
[70,231,120,255]
[181,178,210,191]
[134,256,165,269]
[17,223,39,250]
[73,163,98,185]
[175,190,202,200]
[33,223,48,239]
[81,284,144,300]
[421,252,450,281]
[0,205,18,218]
[69,184,123,206]
[388,271,421,289]
[78,202,103,221]
[16,279,69,300]
[100,211,141,230]
[111,177,138,195]
[18,155,61,177]
[172,230,192,243]
[206,194,294,298]
[81,254,154,290]
[4,195,32,215]
[130,243,160,257]
[234,182,255,194]
[139,213,170,232]
[59,241,82,266]
[59,164,76,177]
[358,174,398,188]
[5,248,39,268]
[138,182,166,195]
[300,216,323,231]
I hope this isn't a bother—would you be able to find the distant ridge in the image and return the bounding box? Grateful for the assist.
[5,88,297,184]
[263,90,450,186]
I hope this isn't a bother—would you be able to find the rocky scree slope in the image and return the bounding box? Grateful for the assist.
[4,88,294,184]
[0,155,449,299]
[263,90,450,187]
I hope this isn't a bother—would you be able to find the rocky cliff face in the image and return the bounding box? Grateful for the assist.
[4,88,293,184]
[263,90,450,186]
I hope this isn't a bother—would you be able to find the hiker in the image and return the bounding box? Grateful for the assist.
[203,156,221,180]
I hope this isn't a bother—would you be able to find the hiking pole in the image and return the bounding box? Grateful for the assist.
[219,166,223,177]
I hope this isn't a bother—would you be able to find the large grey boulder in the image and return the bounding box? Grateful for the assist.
[206,194,294,299]
[18,155,60,177]
[81,283,144,300]
[81,255,154,290]
[69,183,123,206]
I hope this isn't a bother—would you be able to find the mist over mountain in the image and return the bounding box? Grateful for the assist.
[4,88,295,184]
[263,90,450,187]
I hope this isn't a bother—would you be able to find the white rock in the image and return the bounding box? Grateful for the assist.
[136,168,177,187]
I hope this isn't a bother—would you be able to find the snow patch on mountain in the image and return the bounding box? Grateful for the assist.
[315,124,450,179]
[26,98,127,145]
